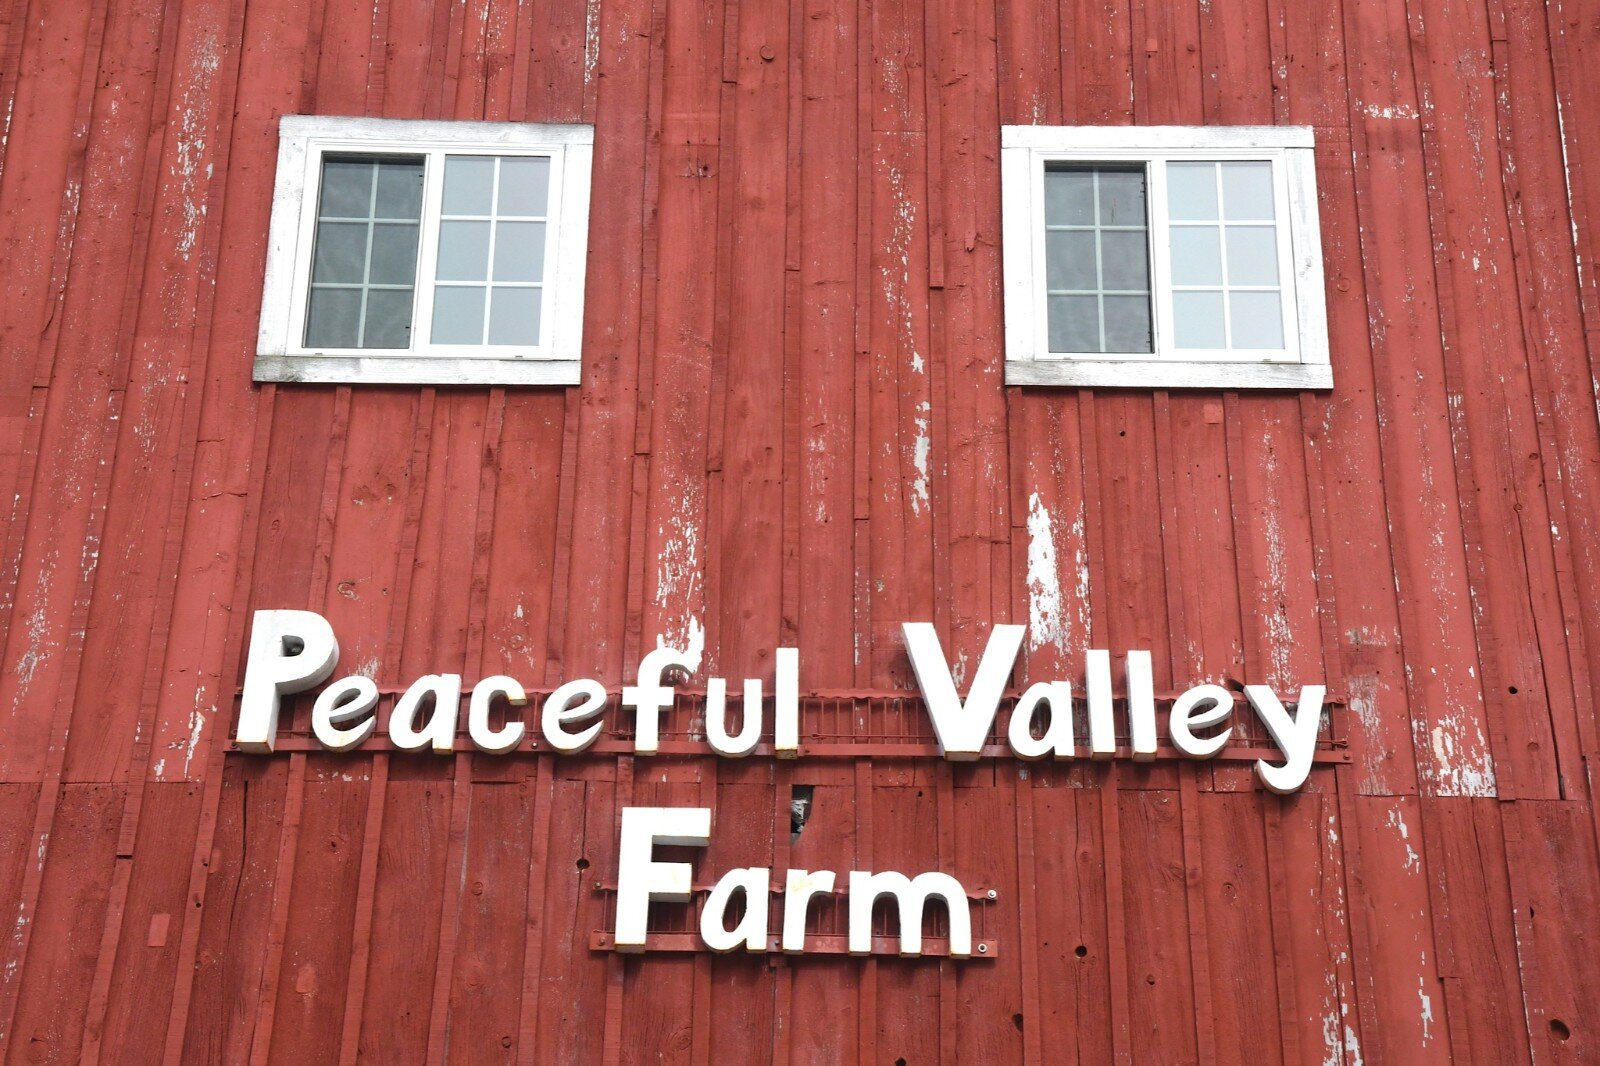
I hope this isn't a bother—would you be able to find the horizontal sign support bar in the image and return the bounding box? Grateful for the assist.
[588,931,999,959]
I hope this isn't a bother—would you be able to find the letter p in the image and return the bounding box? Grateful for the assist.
[236,610,340,753]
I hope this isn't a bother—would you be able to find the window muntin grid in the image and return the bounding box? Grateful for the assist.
[430,154,551,346]
[304,156,424,349]
[1165,161,1284,350]
[1043,165,1153,355]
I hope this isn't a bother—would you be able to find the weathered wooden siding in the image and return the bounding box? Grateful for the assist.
[0,0,1597,1060]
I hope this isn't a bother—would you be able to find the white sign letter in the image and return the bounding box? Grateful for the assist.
[542,678,607,753]
[903,622,1024,760]
[847,870,973,957]
[614,806,712,952]
[1085,650,1117,759]
[700,867,770,953]
[623,647,696,755]
[1248,684,1325,793]
[311,675,378,752]
[773,647,799,758]
[390,674,461,754]
[1007,681,1075,760]
[705,678,763,758]
[781,869,836,953]
[468,675,527,754]
[1126,650,1158,761]
[237,610,340,753]
[1169,685,1233,759]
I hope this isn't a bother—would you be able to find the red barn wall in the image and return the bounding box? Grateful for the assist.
[0,0,1598,1060]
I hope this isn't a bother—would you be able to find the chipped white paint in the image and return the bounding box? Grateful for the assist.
[910,403,930,515]
[584,0,601,88]
[1418,976,1435,1044]
[170,32,223,263]
[1428,720,1496,796]
[1025,493,1067,654]
[1386,809,1420,872]
[655,494,705,659]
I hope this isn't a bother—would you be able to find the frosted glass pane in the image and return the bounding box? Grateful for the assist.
[437,221,490,281]
[493,222,546,283]
[373,160,424,218]
[1044,170,1094,226]
[369,223,420,285]
[489,288,542,345]
[1222,162,1274,220]
[497,157,551,216]
[1100,231,1150,291]
[1167,162,1218,221]
[1174,291,1226,348]
[363,289,414,348]
[305,288,361,347]
[1046,231,1096,291]
[311,222,367,283]
[1102,296,1152,352]
[432,286,486,344]
[1225,226,1279,285]
[1048,295,1099,353]
[1170,226,1222,286]
[1229,291,1284,348]
[443,156,495,215]
[320,159,372,218]
[1098,170,1146,226]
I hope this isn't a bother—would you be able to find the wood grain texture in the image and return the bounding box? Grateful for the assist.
[0,0,1597,1060]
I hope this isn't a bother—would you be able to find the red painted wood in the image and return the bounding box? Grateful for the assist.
[1,0,1598,1059]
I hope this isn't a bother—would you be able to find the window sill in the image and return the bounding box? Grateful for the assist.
[253,353,581,386]
[1005,358,1332,390]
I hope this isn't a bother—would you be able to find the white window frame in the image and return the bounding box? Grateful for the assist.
[1001,125,1331,389]
[256,115,593,386]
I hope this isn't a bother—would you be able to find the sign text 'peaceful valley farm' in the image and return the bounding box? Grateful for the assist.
[230,610,1329,959]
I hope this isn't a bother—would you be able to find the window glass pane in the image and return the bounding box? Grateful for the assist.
[1229,291,1284,348]
[1170,226,1223,286]
[489,288,542,345]
[437,220,491,281]
[443,156,496,215]
[305,156,423,350]
[305,288,362,348]
[319,159,373,218]
[1174,291,1226,348]
[311,222,368,284]
[1222,162,1275,220]
[1048,295,1099,353]
[493,221,546,283]
[369,223,421,285]
[1100,230,1150,291]
[363,289,415,348]
[1046,231,1096,291]
[1097,170,1146,226]
[1102,296,1151,352]
[374,162,424,218]
[1224,226,1279,285]
[1167,162,1219,221]
[1044,169,1094,226]
[497,157,551,216]
[432,286,486,344]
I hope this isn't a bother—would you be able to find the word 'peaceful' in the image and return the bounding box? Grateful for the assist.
[235,610,1328,792]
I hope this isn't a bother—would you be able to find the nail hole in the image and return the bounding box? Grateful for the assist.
[1075,944,1088,958]
[1508,686,1518,694]
[1550,1019,1571,1042]
[1012,1013,1024,1031]
[576,858,590,870]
